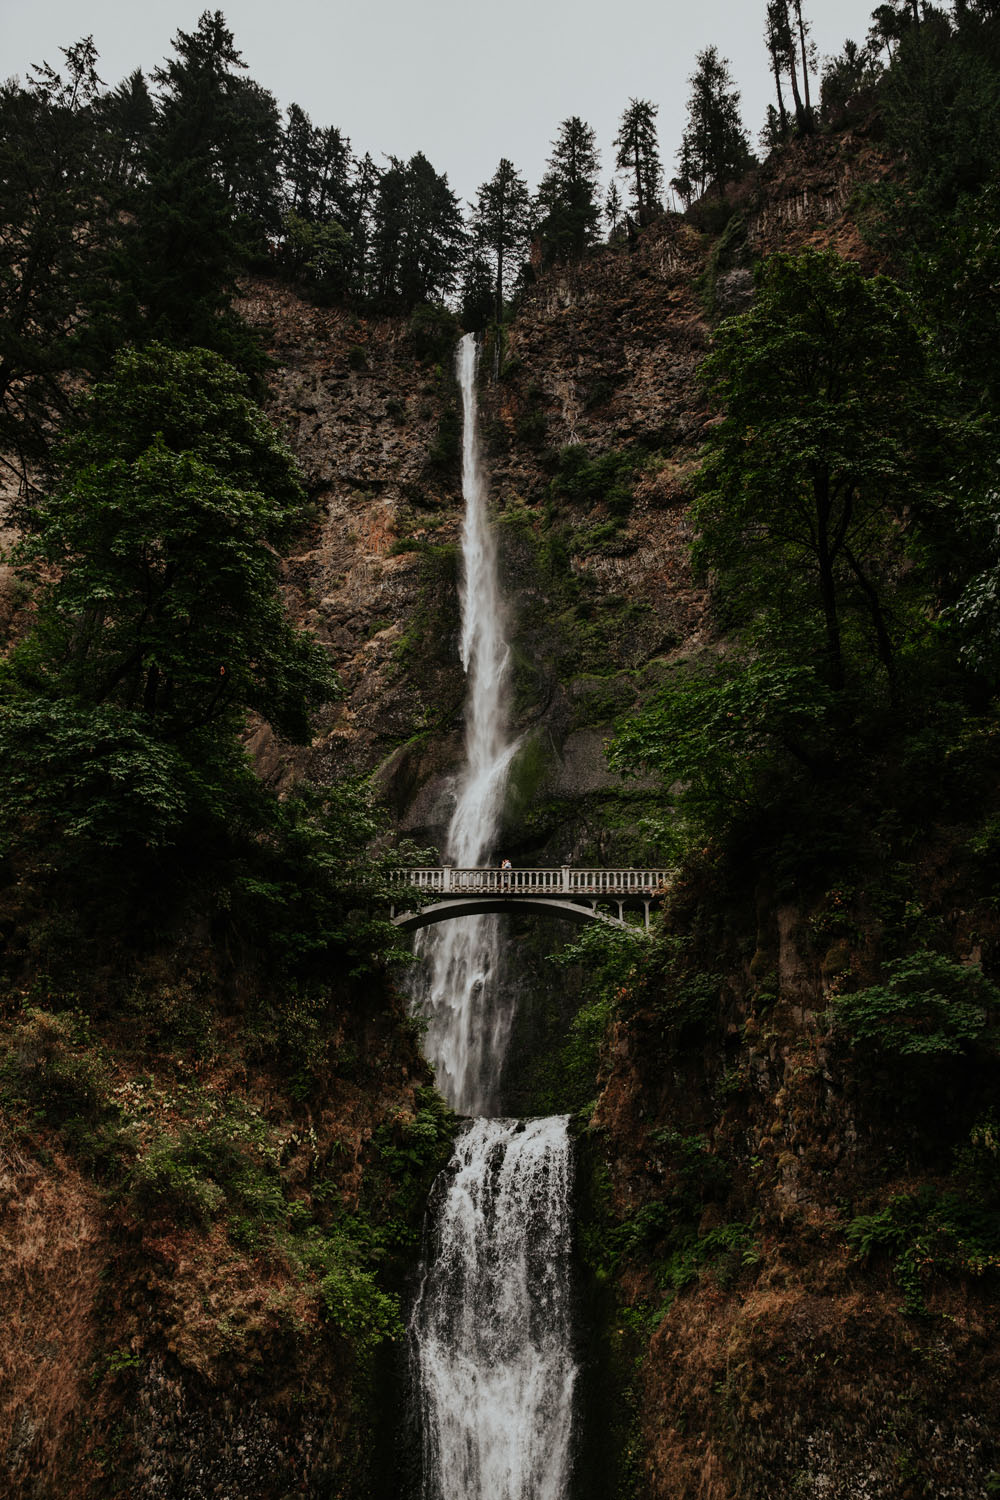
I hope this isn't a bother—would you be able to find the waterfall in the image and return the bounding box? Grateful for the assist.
[410,333,519,1118]
[410,1118,577,1500]
[407,335,579,1500]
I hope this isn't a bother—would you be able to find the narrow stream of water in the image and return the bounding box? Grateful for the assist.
[408,334,578,1500]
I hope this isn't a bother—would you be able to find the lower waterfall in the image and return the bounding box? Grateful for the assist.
[410,1118,577,1500]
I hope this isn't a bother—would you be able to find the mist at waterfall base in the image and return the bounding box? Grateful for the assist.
[405,335,580,1500]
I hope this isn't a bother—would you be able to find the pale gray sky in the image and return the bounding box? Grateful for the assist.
[2,0,880,206]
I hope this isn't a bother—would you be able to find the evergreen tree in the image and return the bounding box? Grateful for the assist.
[94,69,155,190]
[605,180,624,238]
[672,46,753,207]
[0,37,114,483]
[121,11,276,363]
[765,0,813,134]
[534,117,601,264]
[613,99,663,225]
[368,153,464,309]
[468,158,533,322]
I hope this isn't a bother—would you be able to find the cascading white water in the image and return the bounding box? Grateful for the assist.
[411,1117,577,1500]
[409,335,578,1500]
[410,333,519,1117]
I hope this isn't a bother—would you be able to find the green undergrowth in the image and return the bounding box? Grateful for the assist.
[0,996,456,1361]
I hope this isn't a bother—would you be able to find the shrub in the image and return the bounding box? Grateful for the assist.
[832,950,1000,1059]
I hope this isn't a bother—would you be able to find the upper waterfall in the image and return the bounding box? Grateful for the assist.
[409,333,519,1116]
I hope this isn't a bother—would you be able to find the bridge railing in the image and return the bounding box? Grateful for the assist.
[391,866,671,898]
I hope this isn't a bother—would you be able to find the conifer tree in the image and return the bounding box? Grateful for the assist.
[0,37,115,482]
[468,158,533,322]
[121,11,277,363]
[534,117,601,264]
[673,46,753,206]
[605,180,624,238]
[368,153,464,308]
[613,99,663,225]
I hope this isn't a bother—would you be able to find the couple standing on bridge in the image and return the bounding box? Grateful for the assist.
[499,857,512,888]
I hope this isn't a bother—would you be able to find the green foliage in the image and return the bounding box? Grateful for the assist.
[0,701,190,853]
[368,152,465,310]
[672,46,753,208]
[1,344,337,876]
[407,302,462,363]
[468,158,532,321]
[697,250,955,696]
[548,444,646,520]
[536,924,651,1116]
[535,116,602,265]
[280,210,352,301]
[846,1175,1000,1316]
[614,99,663,225]
[832,950,1000,1060]
[609,656,833,849]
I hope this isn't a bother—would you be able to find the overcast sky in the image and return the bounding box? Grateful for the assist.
[3,0,879,207]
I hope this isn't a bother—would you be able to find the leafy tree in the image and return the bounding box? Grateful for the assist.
[368,152,464,309]
[833,951,1000,1060]
[695,251,951,696]
[672,46,753,207]
[535,117,601,264]
[613,99,662,225]
[609,658,834,847]
[2,344,336,859]
[468,157,533,322]
[280,211,352,300]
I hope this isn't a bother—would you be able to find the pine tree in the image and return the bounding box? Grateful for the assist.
[605,180,624,238]
[672,47,753,206]
[765,0,813,134]
[121,11,277,362]
[0,37,116,483]
[613,99,663,226]
[535,116,601,264]
[368,153,464,309]
[468,158,533,322]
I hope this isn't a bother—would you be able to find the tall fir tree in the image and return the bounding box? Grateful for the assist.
[0,37,117,484]
[534,117,601,264]
[613,99,663,225]
[120,11,275,365]
[672,47,753,206]
[468,158,533,322]
[368,153,464,309]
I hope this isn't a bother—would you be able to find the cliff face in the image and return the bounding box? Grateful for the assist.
[10,115,994,1500]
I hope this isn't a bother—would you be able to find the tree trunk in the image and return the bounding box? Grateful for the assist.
[793,0,814,130]
[770,54,789,134]
[814,474,845,690]
[843,544,898,701]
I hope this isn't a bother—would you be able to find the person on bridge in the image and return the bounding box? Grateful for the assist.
[500,858,512,889]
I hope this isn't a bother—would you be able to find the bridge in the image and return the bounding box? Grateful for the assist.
[389,866,671,933]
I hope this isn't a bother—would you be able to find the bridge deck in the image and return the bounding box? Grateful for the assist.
[394,866,671,898]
